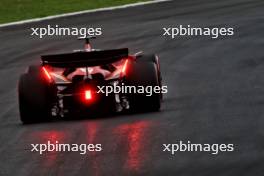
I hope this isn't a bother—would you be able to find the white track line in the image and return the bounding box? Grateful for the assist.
[0,0,172,28]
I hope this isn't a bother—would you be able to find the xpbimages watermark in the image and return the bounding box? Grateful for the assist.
[163,25,234,39]
[31,141,102,155]
[96,84,168,96]
[30,25,102,38]
[163,141,234,155]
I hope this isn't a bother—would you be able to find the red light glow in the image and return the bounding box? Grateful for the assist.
[42,66,52,81]
[122,59,129,74]
[85,90,92,100]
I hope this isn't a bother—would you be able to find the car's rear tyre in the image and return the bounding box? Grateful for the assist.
[126,54,161,112]
[18,65,56,124]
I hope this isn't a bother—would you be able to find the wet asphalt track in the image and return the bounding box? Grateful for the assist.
[1,0,264,175]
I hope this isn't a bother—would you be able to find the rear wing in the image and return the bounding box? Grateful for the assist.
[41,48,128,68]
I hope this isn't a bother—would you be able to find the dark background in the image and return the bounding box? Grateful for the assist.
[0,0,264,175]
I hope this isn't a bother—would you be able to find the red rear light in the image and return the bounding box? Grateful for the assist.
[85,90,92,100]
[80,87,96,104]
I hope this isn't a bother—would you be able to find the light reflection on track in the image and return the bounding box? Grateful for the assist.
[30,130,67,167]
[86,122,100,176]
[113,120,154,172]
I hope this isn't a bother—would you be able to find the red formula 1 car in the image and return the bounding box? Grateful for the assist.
[18,37,162,123]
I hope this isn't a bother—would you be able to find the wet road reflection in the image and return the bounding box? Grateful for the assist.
[113,120,154,173]
[30,130,67,167]
[26,117,155,175]
[86,122,99,144]
[86,122,100,176]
